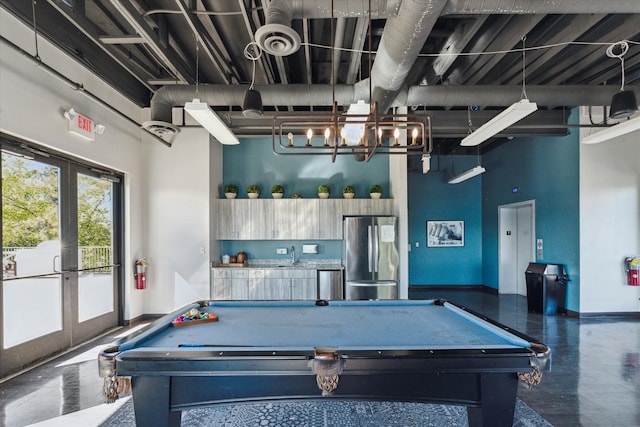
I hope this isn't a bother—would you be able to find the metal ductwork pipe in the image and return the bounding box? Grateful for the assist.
[406,85,640,109]
[148,84,639,123]
[442,0,640,15]
[370,0,448,112]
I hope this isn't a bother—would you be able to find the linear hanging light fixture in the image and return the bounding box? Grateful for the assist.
[582,115,640,144]
[184,99,240,145]
[461,36,537,147]
[460,99,537,146]
[183,34,239,145]
[448,165,486,184]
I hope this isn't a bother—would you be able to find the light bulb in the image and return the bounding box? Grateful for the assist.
[393,128,400,146]
[411,128,418,145]
[324,128,330,146]
[377,128,383,145]
[306,129,313,146]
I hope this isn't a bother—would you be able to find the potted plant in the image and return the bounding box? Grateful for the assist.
[271,184,284,199]
[343,185,355,199]
[369,184,383,199]
[224,184,238,199]
[317,184,330,199]
[247,184,260,199]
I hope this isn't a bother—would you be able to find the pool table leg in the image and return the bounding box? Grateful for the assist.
[466,373,518,427]
[131,376,181,427]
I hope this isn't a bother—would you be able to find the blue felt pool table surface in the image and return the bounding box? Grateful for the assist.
[119,300,531,352]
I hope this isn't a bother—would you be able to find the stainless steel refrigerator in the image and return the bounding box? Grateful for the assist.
[343,216,399,300]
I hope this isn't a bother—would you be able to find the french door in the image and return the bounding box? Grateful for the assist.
[1,137,123,377]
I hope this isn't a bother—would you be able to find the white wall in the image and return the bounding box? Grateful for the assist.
[1,9,212,318]
[579,109,640,313]
[142,128,210,314]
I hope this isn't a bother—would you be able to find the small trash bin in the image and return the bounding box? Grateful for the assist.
[525,263,568,315]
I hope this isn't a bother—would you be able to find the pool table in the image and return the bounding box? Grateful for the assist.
[99,299,550,427]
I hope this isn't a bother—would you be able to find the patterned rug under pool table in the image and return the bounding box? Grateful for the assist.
[100,398,553,426]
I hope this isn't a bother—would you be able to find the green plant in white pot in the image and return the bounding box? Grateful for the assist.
[343,185,355,199]
[224,184,238,199]
[317,184,330,199]
[369,184,383,199]
[271,184,284,199]
[247,184,260,199]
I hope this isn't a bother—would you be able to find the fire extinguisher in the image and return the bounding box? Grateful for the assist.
[134,258,147,290]
[624,256,639,286]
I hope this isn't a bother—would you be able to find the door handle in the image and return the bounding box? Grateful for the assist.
[367,225,373,272]
[373,225,379,272]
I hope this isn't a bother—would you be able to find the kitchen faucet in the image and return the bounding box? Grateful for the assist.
[290,245,296,264]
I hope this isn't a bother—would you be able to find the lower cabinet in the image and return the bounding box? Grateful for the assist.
[212,268,318,301]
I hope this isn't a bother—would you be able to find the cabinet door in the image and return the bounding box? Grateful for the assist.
[249,278,290,300]
[289,269,317,300]
[249,200,270,239]
[211,278,232,300]
[217,200,252,239]
[229,269,249,299]
[343,199,393,216]
[269,199,296,239]
[231,279,249,299]
[296,199,319,239]
[318,199,343,239]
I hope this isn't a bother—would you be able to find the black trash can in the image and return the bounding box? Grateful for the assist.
[525,263,568,315]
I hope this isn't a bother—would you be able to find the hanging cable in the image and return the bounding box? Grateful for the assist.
[606,41,629,91]
[243,42,262,90]
[31,0,40,61]
[521,36,529,100]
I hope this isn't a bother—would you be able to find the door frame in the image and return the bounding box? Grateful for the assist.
[498,200,536,295]
[1,136,124,377]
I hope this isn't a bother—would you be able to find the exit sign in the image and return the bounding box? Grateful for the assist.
[68,112,96,140]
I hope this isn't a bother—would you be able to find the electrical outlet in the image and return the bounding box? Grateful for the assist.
[415,242,420,247]
[276,248,288,255]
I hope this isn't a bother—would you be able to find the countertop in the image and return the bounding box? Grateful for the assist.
[213,259,342,270]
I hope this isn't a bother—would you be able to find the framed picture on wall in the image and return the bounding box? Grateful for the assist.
[427,220,464,247]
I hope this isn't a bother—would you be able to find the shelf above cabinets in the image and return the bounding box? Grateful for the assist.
[215,198,393,240]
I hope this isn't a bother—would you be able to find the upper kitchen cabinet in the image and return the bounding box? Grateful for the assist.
[318,199,343,239]
[216,198,392,240]
[342,199,394,216]
[216,199,251,239]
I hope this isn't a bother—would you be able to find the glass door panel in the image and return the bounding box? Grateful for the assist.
[77,173,114,323]
[2,151,63,349]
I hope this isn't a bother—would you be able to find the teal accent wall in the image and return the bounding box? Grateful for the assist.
[221,138,389,199]
[222,241,342,261]
[220,137,389,259]
[408,155,484,285]
[482,110,580,311]
[407,109,580,312]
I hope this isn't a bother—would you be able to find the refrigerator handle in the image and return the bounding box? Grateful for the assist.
[367,225,373,272]
[373,225,379,272]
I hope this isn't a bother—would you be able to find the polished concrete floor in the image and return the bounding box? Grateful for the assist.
[0,289,639,427]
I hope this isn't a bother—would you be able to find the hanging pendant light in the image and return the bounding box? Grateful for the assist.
[242,42,263,118]
[242,89,263,118]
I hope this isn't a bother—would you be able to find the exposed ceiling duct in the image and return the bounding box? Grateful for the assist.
[147,84,639,124]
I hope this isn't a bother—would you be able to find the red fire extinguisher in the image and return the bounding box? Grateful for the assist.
[624,256,639,286]
[135,258,147,290]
